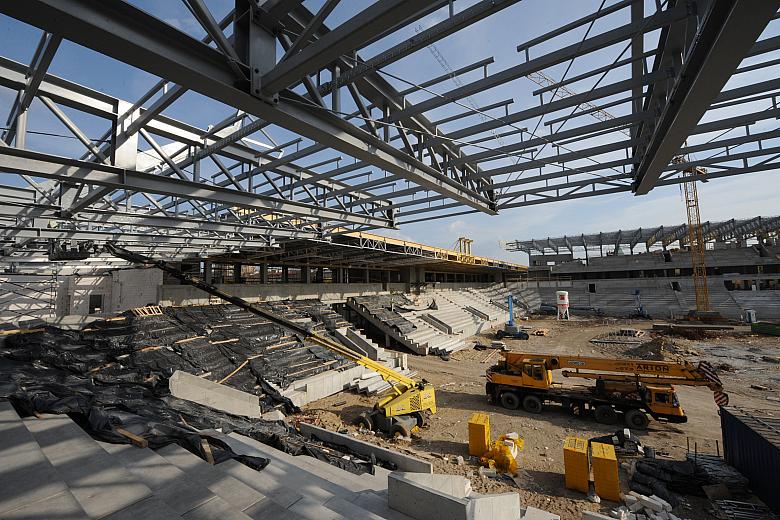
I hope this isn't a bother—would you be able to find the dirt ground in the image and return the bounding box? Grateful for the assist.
[293,317,780,520]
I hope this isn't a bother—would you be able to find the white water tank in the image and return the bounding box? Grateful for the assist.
[556,291,569,309]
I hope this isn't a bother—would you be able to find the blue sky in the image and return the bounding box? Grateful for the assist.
[1,0,779,264]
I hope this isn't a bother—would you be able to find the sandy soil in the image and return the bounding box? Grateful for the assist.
[294,317,780,520]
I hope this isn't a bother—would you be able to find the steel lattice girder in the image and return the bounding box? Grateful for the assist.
[0,0,496,215]
[505,216,780,254]
[0,0,776,247]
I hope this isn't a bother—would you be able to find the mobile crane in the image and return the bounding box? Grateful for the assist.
[105,243,436,438]
[486,352,728,428]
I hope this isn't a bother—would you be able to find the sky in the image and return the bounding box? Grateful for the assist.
[1,0,779,265]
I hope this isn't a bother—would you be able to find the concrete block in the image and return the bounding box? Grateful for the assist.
[637,495,664,512]
[299,423,432,473]
[581,512,613,520]
[169,370,262,418]
[401,473,471,498]
[467,493,524,520]
[518,505,559,519]
[648,495,672,512]
[388,472,467,520]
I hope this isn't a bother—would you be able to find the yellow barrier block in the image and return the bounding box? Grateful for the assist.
[563,436,589,493]
[591,442,620,502]
[468,412,490,456]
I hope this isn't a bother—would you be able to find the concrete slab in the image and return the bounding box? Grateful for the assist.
[242,497,305,520]
[100,442,216,515]
[24,414,152,519]
[288,496,346,520]
[323,495,387,520]
[400,473,471,498]
[156,444,266,512]
[388,473,467,520]
[468,493,525,520]
[0,490,86,520]
[349,491,416,520]
[518,505,560,519]
[0,403,71,515]
[182,495,253,520]
[169,370,262,418]
[300,422,433,474]
[581,511,613,520]
[102,496,183,520]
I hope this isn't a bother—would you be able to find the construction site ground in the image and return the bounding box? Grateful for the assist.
[295,317,780,520]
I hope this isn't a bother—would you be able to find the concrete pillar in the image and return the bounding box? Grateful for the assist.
[282,265,289,283]
[260,264,268,284]
[316,267,324,283]
[365,268,370,283]
[233,263,241,284]
[203,261,213,285]
[303,265,312,284]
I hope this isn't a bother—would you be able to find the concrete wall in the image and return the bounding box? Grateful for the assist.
[0,268,161,325]
[510,275,780,320]
[58,269,162,317]
[159,282,389,306]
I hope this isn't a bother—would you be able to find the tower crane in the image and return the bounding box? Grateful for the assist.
[525,74,712,315]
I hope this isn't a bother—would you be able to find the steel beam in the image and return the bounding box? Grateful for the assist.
[632,0,780,195]
[261,0,447,94]
[0,147,391,227]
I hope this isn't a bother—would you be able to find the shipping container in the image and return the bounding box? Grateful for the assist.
[720,407,780,513]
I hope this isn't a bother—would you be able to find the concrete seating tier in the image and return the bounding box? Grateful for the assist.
[0,400,414,520]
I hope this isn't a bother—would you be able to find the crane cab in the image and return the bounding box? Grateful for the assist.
[643,384,686,421]
[518,358,553,389]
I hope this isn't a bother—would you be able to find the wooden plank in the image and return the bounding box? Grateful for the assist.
[174,335,205,344]
[200,438,215,465]
[209,338,239,345]
[217,360,249,384]
[116,428,149,448]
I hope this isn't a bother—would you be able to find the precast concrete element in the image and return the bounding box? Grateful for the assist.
[388,472,522,520]
[169,369,262,418]
[281,363,367,407]
[300,423,433,473]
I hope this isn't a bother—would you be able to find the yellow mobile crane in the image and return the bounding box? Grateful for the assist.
[486,352,728,428]
[105,243,436,438]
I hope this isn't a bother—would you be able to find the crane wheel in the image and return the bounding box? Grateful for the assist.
[624,409,649,430]
[500,392,520,410]
[594,405,618,425]
[356,412,374,432]
[522,395,543,414]
[391,423,411,439]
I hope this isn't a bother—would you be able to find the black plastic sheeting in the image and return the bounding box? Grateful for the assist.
[2,304,352,413]
[0,319,375,476]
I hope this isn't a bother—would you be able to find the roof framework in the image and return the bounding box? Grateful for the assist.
[0,0,778,261]
[505,215,780,255]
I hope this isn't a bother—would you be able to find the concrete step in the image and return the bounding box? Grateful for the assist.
[226,431,389,492]
[349,490,415,520]
[0,401,87,520]
[156,443,266,514]
[23,413,182,519]
[99,441,256,519]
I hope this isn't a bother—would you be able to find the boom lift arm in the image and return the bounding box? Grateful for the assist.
[104,243,436,434]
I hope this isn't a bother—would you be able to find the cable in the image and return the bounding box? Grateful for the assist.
[0,126,111,143]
